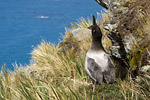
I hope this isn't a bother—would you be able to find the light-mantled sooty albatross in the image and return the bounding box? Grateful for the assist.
[85,15,116,90]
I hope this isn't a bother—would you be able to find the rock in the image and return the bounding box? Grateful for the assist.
[112,2,120,6]
[123,33,134,51]
[104,23,118,31]
[95,0,109,9]
[140,65,150,74]
[109,46,121,58]
[71,28,91,41]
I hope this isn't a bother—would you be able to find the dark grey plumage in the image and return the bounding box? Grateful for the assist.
[85,15,115,84]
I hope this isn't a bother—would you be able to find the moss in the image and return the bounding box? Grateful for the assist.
[130,50,141,67]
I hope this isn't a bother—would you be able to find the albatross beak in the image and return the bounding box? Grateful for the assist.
[92,15,96,25]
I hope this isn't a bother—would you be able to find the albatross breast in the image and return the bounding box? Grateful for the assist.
[85,50,115,83]
[85,51,109,72]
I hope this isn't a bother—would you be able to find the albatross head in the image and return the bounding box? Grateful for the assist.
[92,15,102,40]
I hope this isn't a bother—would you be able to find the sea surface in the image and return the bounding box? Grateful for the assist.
[0,0,102,70]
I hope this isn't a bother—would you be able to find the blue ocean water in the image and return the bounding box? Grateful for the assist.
[0,0,102,70]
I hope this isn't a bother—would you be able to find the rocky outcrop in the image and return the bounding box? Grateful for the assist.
[71,28,91,41]
[58,28,91,56]
[96,0,150,79]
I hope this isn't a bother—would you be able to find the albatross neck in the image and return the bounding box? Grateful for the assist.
[90,38,105,51]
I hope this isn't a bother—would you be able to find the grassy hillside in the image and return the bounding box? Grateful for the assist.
[0,0,150,100]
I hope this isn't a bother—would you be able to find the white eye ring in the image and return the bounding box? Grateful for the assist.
[93,30,96,32]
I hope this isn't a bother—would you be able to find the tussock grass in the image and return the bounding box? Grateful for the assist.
[1,63,150,99]
[120,73,150,100]
[70,12,103,29]
[71,17,93,29]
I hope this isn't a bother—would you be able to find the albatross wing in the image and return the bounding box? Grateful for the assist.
[103,57,116,84]
[85,57,103,84]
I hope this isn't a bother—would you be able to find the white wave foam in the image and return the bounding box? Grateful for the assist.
[36,16,49,19]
